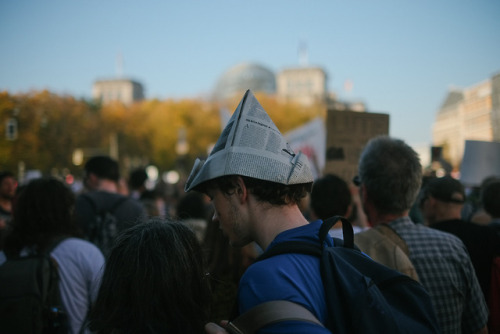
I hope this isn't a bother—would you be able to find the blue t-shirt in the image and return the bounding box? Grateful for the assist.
[238,220,332,333]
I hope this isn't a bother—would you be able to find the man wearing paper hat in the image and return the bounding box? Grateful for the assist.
[186,90,330,333]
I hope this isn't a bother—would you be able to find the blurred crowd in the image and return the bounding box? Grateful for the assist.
[0,151,499,333]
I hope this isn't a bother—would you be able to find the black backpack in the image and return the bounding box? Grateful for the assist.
[82,194,127,257]
[0,238,69,334]
[237,216,441,334]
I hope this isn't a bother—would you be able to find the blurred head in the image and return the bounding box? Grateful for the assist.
[89,219,210,334]
[482,178,500,218]
[176,191,209,220]
[421,176,465,205]
[358,136,422,216]
[0,171,17,200]
[419,176,465,224]
[310,174,351,220]
[128,168,148,191]
[84,156,120,189]
[5,177,78,254]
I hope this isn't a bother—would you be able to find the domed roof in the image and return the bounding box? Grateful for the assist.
[213,62,276,100]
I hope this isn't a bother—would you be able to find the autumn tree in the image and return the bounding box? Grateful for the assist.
[0,90,323,181]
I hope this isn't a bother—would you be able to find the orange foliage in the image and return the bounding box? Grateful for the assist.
[0,91,323,178]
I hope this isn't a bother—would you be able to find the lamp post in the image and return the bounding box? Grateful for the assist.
[175,128,189,177]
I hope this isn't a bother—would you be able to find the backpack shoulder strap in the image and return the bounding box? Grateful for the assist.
[375,224,410,256]
[80,193,97,210]
[226,300,324,334]
[256,216,355,262]
[256,240,322,262]
[81,193,127,214]
[321,216,354,249]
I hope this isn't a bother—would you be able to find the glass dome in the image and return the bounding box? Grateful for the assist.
[213,63,276,101]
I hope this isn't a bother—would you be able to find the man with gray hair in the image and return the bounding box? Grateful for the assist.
[354,136,488,334]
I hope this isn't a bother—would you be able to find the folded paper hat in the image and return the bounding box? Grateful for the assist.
[185,90,314,192]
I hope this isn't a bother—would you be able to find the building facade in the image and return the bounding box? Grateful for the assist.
[433,72,500,169]
[276,67,327,106]
[92,79,144,105]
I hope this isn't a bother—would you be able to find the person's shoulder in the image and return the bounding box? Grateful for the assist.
[413,224,465,247]
[244,254,291,276]
[75,191,93,205]
[243,250,318,285]
[355,227,400,250]
[122,195,144,208]
[394,219,466,250]
[81,191,141,209]
[424,224,461,239]
[51,238,105,278]
[272,220,323,245]
[355,227,377,238]
[75,190,110,207]
[54,238,104,259]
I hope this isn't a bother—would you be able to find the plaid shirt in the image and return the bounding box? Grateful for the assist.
[390,217,488,334]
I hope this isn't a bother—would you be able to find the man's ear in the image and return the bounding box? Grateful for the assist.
[234,176,248,203]
[345,203,353,218]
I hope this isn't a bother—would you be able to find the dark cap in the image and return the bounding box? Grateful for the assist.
[424,176,465,204]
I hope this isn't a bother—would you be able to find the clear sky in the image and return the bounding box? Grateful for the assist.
[1,0,499,148]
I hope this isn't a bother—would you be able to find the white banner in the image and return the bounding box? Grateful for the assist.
[285,117,326,180]
[460,140,500,187]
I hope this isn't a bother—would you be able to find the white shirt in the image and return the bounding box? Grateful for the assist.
[0,238,105,334]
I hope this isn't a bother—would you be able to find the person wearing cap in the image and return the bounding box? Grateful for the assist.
[421,176,500,329]
[354,137,488,334]
[186,90,330,333]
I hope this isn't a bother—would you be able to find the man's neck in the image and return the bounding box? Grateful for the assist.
[94,179,119,193]
[252,203,309,250]
[431,213,461,224]
[368,210,408,227]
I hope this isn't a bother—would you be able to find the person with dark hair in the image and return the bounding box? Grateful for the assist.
[128,168,148,200]
[0,171,17,248]
[176,191,211,242]
[88,219,211,334]
[468,176,500,225]
[83,156,121,182]
[0,171,17,220]
[310,174,351,220]
[354,136,488,334]
[482,178,500,235]
[480,178,500,334]
[1,177,104,334]
[310,173,368,239]
[74,156,146,256]
[186,90,329,333]
[139,187,167,217]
